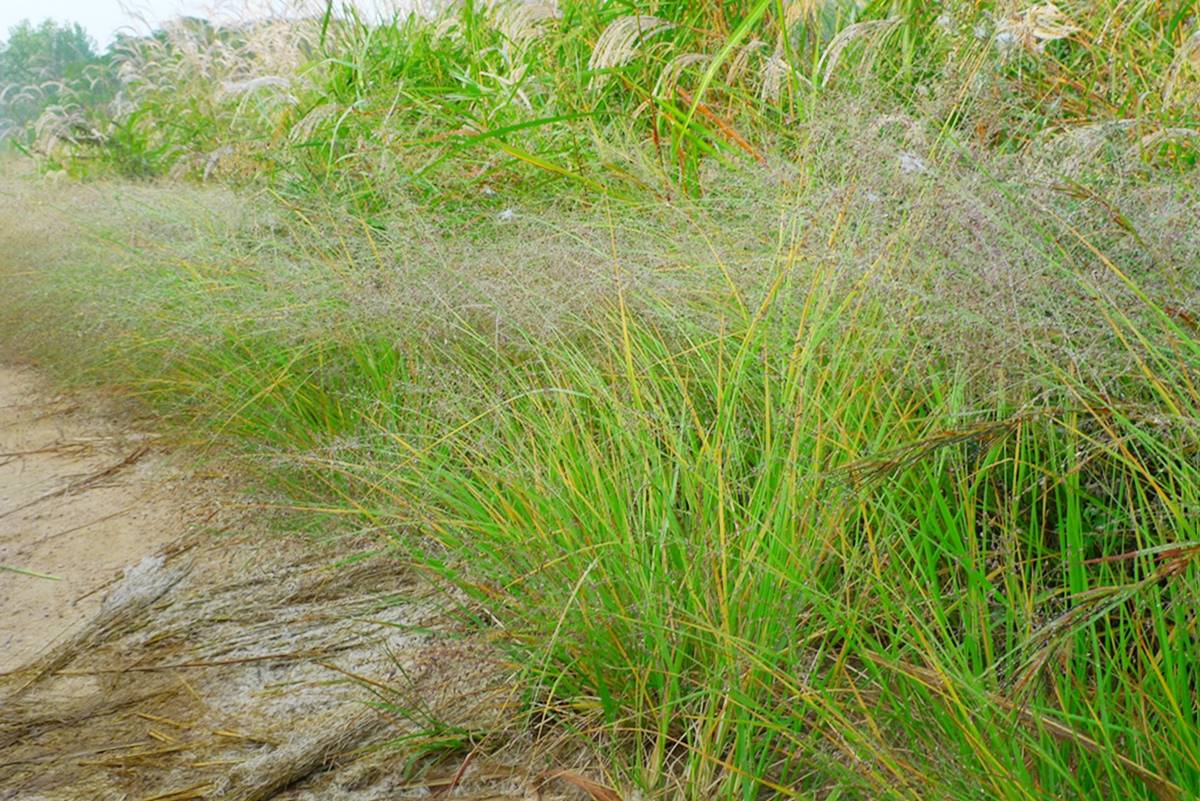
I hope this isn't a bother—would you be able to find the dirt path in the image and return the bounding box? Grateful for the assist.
[0,364,527,801]
[0,364,195,671]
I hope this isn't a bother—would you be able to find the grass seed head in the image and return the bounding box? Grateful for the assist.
[588,15,675,88]
[995,2,1080,54]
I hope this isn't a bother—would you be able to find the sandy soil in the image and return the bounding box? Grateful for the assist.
[0,364,198,671]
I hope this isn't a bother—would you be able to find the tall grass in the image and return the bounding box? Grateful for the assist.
[19,1,1200,193]
[401,289,1199,799]
[2,1,1199,799]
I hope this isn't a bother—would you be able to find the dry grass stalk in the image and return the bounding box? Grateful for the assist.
[2,552,188,698]
[0,683,176,751]
[725,37,766,85]
[995,2,1080,53]
[212,710,389,801]
[491,0,560,49]
[1163,29,1200,105]
[588,15,675,88]
[136,783,214,801]
[653,52,712,101]
[0,445,148,522]
[760,46,790,102]
[817,16,901,86]
[537,769,625,801]
[784,0,825,27]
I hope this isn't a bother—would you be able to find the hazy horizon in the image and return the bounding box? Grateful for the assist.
[0,1,422,51]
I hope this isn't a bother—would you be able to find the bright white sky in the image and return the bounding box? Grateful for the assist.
[0,1,213,49]
[0,1,415,50]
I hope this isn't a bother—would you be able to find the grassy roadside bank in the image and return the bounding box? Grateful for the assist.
[3,1,1200,798]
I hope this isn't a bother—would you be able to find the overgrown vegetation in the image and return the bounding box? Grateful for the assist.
[2,1,1199,799]
[0,19,111,149]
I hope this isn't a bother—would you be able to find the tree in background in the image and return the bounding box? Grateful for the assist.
[0,19,103,140]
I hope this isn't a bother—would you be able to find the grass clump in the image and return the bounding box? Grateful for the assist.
[403,294,1200,800]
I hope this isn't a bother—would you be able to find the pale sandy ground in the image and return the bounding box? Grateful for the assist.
[0,364,196,671]
[0,362,592,801]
